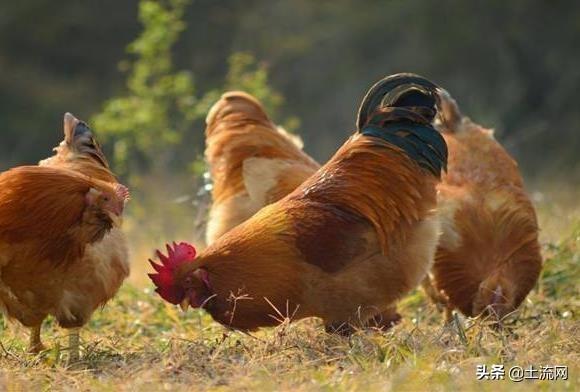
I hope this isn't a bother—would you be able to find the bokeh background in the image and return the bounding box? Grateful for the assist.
[1,0,579,283]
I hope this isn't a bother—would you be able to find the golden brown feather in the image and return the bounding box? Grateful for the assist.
[0,166,126,333]
[429,90,542,320]
[150,74,446,333]
[0,113,129,357]
[204,91,319,244]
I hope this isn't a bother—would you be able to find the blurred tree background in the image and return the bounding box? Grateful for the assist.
[1,0,579,178]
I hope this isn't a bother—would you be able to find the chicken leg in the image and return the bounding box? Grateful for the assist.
[28,324,45,353]
[68,328,80,362]
[422,276,453,322]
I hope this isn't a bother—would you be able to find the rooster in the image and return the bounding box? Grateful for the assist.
[149,74,447,333]
[204,91,319,245]
[204,92,404,327]
[0,114,130,359]
[427,91,542,320]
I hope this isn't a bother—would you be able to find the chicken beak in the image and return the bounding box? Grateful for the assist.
[180,298,190,312]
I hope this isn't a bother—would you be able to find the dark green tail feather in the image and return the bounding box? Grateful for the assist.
[360,123,446,176]
[356,73,440,130]
[356,73,448,178]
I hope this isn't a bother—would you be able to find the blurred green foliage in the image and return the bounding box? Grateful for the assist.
[91,0,195,173]
[540,221,580,300]
[92,0,194,175]
[91,0,286,179]
[0,0,579,178]
[70,0,292,247]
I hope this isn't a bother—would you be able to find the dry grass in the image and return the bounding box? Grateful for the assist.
[0,182,578,391]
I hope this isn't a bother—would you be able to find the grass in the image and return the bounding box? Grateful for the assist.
[0,183,578,391]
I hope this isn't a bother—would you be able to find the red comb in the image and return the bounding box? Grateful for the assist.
[148,242,197,290]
